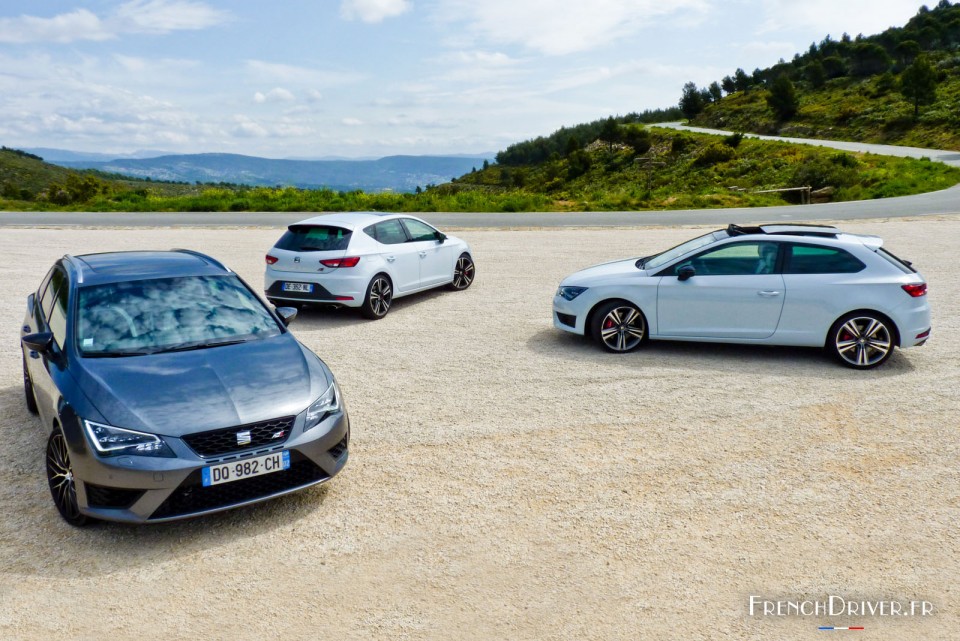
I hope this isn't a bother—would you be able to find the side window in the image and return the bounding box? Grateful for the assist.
[677,242,779,276]
[785,245,865,274]
[47,275,70,348]
[401,219,439,242]
[372,219,409,245]
[41,268,66,322]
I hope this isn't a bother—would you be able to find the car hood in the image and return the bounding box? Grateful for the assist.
[562,257,644,285]
[74,334,329,436]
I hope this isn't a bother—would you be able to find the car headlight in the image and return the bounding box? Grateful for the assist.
[304,381,341,431]
[557,286,588,301]
[82,420,174,457]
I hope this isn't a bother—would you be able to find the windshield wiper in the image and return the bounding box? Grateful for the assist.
[147,338,249,354]
[84,351,152,358]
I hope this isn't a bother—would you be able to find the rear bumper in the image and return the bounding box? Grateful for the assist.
[264,269,365,307]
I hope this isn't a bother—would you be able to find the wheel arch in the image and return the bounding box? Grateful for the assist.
[826,308,902,348]
[585,297,647,336]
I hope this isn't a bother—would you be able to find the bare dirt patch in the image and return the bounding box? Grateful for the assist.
[0,220,956,640]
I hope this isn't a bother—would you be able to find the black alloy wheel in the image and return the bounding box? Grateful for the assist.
[361,274,393,319]
[450,254,475,291]
[591,301,647,353]
[46,429,90,527]
[828,312,895,369]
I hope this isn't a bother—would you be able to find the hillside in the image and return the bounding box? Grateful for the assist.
[57,153,492,193]
[686,1,960,150]
[450,126,960,210]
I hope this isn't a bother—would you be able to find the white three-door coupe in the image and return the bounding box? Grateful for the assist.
[553,224,930,369]
[265,213,474,319]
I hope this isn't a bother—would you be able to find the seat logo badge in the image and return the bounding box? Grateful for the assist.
[271,430,285,440]
[294,256,301,263]
[237,430,252,446]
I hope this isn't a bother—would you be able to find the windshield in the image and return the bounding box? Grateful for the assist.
[643,230,728,271]
[77,275,281,356]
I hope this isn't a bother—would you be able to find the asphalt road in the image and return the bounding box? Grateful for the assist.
[2,128,958,228]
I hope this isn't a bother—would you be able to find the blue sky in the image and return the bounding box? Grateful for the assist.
[0,1,930,158]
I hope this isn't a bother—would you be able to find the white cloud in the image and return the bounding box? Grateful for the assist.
[340,0,412,23]
[0,1,227,44]
[112,0,227,33]
[342,117,364,126]
[0,9,110,44]
[438,0,710,55]
[253,88,296,103]
[233,116,270,138]
[246,60,363,87]
[757,0,922,37]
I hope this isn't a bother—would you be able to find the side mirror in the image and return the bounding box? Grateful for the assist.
[677,265,696,282]
[22,332,54,354]
[435,231,447,243]
[275,307,298,326]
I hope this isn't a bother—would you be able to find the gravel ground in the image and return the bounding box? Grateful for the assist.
[0,219,957,640]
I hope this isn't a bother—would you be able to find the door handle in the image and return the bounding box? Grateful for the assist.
[758,290,781,297]
[29,351,40,359]
[386,256,396,262]
[22,325,31,333]
[419,251,427,258]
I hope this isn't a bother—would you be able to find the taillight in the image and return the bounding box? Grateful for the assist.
[901,283,927,297]
[320,256,361,268]
[265,255,278,265]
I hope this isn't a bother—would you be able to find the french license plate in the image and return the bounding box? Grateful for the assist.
[282,282,313,293]
[201,450,290,487]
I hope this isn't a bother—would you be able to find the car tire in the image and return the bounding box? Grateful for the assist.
[22,354,38,415]
[449,253,475,291]
[46,428,90,527]
[828,312,895,370]
[591,301,648,353]
[361,274,393,320]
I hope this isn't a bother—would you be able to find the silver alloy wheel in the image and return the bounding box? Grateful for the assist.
[835,316,892,367]
[47,430,84,524]
[600,305,646,352]
[369,276,392,317]
[452,255,475,290]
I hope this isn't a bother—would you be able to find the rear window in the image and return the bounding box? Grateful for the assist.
[876,247,916,274]
[274,225,351,252]
[784,244,865,274]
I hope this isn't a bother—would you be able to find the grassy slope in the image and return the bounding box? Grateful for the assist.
[695,66,960,151]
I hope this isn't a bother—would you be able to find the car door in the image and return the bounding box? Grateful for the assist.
[400,218,452,288]
[27,266,70,428]
[371,219,421,294]
[656,241,786,339]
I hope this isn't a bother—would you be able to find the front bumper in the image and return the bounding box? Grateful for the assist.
[67,410,349,523]
[553,295,586,335]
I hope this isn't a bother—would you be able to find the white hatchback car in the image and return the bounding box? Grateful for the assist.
[265,213,474,319]
[553,224,931,369]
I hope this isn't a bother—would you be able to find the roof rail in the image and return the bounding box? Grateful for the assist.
[170,248,231,273]
[62,254,84,283]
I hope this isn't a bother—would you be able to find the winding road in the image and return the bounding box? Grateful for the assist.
[2,126,958,228]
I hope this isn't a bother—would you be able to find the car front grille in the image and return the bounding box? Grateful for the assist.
[85,483,145,509]
[148,452,328,520]
[182,416,295,458]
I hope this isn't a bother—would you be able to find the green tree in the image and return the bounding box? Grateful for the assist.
[679,81,705,119]
[767,74,799,120]
[806,60,827,88]
[850,42,892,76]
[900,55,939,118]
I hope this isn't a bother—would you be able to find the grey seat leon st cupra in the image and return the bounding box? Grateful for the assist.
[20,250,349,525]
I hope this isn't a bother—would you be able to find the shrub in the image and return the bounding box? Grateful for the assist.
[693,143,736,167]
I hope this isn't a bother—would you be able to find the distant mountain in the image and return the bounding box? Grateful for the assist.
[54,153,493,193]
[24,148,176,162]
